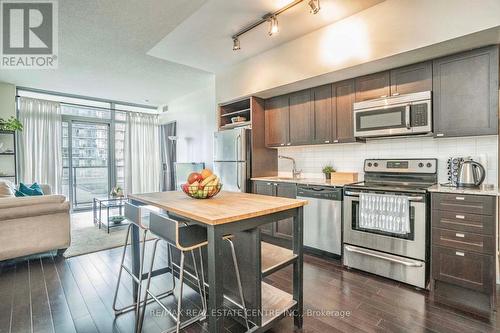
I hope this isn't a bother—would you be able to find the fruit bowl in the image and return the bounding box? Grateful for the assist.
[182,183,223,199]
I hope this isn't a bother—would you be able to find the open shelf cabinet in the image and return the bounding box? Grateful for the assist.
[0,130,17,183]
[218,98,252,130]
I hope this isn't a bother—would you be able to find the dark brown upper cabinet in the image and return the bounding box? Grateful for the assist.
[433,46,499,138]
[390,61,432,96]
[289,89,313,146]
[354,71,391,102]
[311,85,334,144]
[333,79,356,143]
[265,95,289,147]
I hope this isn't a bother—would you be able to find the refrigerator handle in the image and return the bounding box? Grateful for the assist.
[236,134,241,189]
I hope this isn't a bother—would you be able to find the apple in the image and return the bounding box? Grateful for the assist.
[187,172,202,184]
[182,183,189,193]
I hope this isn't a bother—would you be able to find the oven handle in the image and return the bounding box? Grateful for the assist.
[344,245,423,267]
[344,191,424,201]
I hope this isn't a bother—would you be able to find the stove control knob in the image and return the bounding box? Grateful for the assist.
[373,162,379,167]
[367,162,372,167]
[427,162,432,168]
[418,163,424,168]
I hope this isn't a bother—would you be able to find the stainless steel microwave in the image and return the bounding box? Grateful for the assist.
[353,91,432,138]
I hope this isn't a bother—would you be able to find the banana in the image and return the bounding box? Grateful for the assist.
[201,174,216,187]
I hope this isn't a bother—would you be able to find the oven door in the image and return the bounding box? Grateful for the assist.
[343,191,427,260]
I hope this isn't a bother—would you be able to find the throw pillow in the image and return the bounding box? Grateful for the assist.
[15,189,26,197]
[0,180,14,198]
[19,183,44,196]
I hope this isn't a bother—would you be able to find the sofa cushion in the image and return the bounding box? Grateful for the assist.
[19,182,43,196]
[15,189,26,197]
[0,180,14,198]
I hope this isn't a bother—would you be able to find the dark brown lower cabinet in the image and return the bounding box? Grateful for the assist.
[252,181,296,243]
[430,193,496,317]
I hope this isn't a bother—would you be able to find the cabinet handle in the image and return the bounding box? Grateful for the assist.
[324,140,330,143]
[455,233,465,238]
[436,133,444,137]
[455,251,465,257]
[333,140,339,143]
[455,196,465,201]
[266,182,272,185]
[280,143,285,146]
[392,92,400,96]
[380,95,387,98]
[455,214,465,219]
[286,143,291,146]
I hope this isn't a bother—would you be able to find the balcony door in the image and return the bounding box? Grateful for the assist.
[63,121,111,210]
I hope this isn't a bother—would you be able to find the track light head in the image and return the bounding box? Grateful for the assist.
[308,0,320,14]
[268,15,279,36]
[232,37,240,51]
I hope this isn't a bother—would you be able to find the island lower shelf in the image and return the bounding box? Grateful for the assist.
[261,242,297,277]
[261,282,297,327]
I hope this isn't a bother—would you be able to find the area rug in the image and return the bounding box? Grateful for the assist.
[63,211,156,258]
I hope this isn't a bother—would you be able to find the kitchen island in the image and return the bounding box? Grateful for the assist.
[128,191,307,333]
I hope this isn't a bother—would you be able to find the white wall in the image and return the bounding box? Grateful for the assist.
[216,0,500,103]
[277,136,498,186]
[159,77,216,169]
[0,82,16,119]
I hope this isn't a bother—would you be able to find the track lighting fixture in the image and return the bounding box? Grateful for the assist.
[231,0,321,50]
[232,37,240,51]
[308,0,320,14]
[268,16,279,36]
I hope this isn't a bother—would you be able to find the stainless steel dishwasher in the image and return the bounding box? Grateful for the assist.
[297,185,343,257]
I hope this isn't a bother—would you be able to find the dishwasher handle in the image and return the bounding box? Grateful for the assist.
[297,187,342,200]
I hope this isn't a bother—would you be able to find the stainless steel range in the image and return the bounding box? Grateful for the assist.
[343,158,437,289]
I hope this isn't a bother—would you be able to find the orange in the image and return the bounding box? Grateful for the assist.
[200,168,213,179]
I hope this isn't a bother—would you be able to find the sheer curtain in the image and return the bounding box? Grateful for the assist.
[124,112,161,194]
[18,97,63,193]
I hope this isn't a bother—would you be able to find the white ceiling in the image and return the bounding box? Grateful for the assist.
[0,0,213,106]
[0,0,384,106]
[148,0,384,73]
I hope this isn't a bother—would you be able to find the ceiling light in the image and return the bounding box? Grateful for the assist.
[308,0,320,14]
[232,37,241,51]
[268,16,279,36]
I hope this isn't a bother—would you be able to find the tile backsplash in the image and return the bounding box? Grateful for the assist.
[277,136,498,185]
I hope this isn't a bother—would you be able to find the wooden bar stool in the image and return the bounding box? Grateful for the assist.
[112,203,175,328]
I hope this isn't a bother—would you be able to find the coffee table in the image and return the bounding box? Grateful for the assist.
[93,197,128,233]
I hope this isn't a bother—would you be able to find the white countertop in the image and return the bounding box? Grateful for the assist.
[427,184,499,196]
[251,176,352,187]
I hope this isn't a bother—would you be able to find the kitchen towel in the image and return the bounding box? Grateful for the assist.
[359,193,411,234]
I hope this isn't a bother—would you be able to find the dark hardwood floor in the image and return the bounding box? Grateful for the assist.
[1,242,499,333]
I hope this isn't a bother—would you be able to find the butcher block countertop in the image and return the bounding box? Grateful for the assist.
[128,191,308,225]
[251,176,351,187]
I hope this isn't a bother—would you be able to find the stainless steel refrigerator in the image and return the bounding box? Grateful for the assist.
[213,128,250,192]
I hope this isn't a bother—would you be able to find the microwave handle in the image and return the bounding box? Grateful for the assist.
[405,104,411,129]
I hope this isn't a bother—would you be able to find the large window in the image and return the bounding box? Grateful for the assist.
[18,89,157,211]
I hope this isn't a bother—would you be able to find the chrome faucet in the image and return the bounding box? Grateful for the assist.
[278,155,302,179]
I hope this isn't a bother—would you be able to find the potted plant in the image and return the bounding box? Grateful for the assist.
[322,165,335,180]
[0,116,23,132]
[110,186,124,198]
